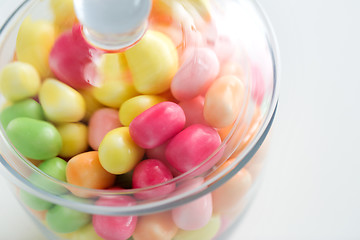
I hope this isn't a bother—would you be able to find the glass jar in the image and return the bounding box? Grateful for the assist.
[0,0,279,239]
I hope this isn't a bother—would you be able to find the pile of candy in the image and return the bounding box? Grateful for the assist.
[0,0,264,239]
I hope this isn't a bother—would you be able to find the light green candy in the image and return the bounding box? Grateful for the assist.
[20,190,53,211]
[33,157,68,194]
[20,157,68,210]
[6,117,62,160]
[173,215,221,240]
[0,99,44,128]
[46,195,92,233]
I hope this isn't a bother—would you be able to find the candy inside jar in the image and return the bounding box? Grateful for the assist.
[0,0,279,239]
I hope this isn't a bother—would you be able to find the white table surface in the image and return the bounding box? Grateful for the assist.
[1,0,360,239]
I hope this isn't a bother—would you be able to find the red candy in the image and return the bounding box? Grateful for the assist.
[146,140,181,177]
[49,24,102,89]
[88,108,122,150]
[129,101,186,149]
[132,159,175,199]
[165,124,222,173]
[93,195,137,240]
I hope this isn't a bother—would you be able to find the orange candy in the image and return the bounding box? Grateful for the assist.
[218,106,262,157]
[66,151,116,192]
[133,211,178,240]
[208,159,252,214]
[204,75,245,128]
[27,208,48,222]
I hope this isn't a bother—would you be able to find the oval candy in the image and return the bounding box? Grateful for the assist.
[39,78,86,123]
[171,48,219,101]
[98,127,145,174]
[165,124,222,173]
[204,75,244,128]
[125,30,178,94]
[129,101,185,149]
[88,108,122,150]
[0,99,44,128]
[119,95,166,126]
[0,62,41,102]
[6,117,62,160]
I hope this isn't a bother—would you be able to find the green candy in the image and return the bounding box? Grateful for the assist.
[20,190,53,211]
[0,99,44,128]
[20,157,68,210]
[33,157,68,194]
[6,117,62,160]
[46,195,92,233]
[39,157,67,182]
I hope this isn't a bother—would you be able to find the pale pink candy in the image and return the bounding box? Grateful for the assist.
[251,64,265,105]
[171,178,213,230]
[132,159,175,200]
[171,48,219,101]
[206,35,236,63]
[129,102,186,149]
[200,21,234,63]
[181,30,204,57]
[165,124,222,174]
[88,108,122,150]
[179,96,208,128]
[146,140,181,177]
[93,195,137,240]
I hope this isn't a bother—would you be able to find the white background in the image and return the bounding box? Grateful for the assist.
[1,0,360,239]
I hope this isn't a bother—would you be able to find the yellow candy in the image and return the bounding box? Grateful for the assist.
[125,30,178,94]
[98,127,144,174]
[50,0,76,32]
[173,215,221,240]
[204,75,244,128]
[16,17,55,78]
[0,62,40,102]
[119,95,166,126]
[98,53,129,81]
[92,80,139,108]
[57,123,88,158]
[39,78,86,123]
[78,89,104,122]
[184,0,212,22]
[58,224,104,240]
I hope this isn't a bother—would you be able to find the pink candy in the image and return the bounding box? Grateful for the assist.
[165,124,222,174]
[251,64,265,105]
[132,159,175,199]
[49,24,102,89]
[93,195,137,240]
[171,178,213,230]
[206,35,235,63]
[129,101,186,149]
[88,108,122,150]
[178,96,208,128]
[146,141,181,176]
[171,48,220,101]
